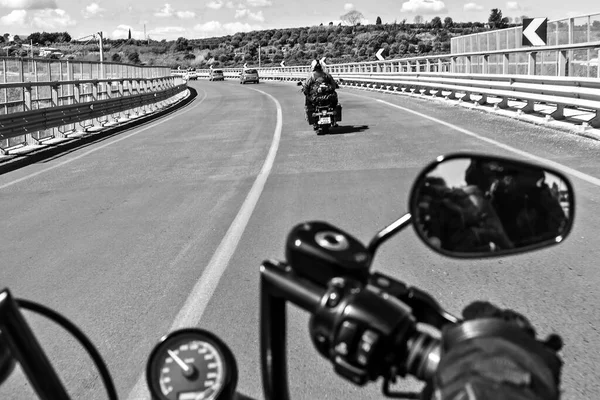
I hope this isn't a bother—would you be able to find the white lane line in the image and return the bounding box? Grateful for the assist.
[345,91,600,187]
[126,87,283,400]
[0,89,208,190]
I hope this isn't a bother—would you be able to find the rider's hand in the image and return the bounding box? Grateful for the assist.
[425,301,563,400]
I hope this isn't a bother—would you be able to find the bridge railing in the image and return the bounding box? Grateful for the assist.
[1,57,187,152]
[193,39,600,78]
[188,40,600,128]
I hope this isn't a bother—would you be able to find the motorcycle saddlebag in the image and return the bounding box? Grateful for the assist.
[335,105,342,122]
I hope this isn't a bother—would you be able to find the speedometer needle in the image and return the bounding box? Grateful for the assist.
[168,350,190,372]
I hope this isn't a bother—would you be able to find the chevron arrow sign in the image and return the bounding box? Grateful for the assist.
[522,18,548,46]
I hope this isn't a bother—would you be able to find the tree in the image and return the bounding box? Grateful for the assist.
[126,50,140,64]
[111,53,121,62]
[341,10,364,26]
[128,29,131,40]
[443,16,454,28]
[376,16,382,25]
[414,15,423,24]
[173,37,190,52]
[431,16,442,30]
[488,8,509,30]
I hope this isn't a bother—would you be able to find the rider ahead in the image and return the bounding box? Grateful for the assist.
[301,59,339,130]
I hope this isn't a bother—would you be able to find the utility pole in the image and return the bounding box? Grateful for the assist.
[97,31,104,80]
[97,31,104,62]
[30,39,33,74]
[259,44,261,68]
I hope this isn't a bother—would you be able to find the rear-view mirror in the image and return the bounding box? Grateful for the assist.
[409,154,575,258]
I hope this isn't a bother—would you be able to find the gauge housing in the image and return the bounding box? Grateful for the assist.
[146,328,238,400]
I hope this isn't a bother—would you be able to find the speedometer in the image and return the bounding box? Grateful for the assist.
[146,329,238,400]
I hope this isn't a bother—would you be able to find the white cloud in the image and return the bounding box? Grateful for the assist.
[176,10,196,18]
[155,3,174,17]
[31,8,76,29]
[464,2,484,11]
[506,1,520,10]
[343,3,354,11]
[1,8,76,28]
[0,9,26,25]
[246,0,271,6]
[225,1,235,7]
[401,0,447,14]
[155,3,196,18]
[82,2,105,18]
[235,8,264,21]
[207,0,223,9]
[193,20,261,37]
[0,0,56,9]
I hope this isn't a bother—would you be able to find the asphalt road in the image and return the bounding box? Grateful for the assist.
[0,78,599,400]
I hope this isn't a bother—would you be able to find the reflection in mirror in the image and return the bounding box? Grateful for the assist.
[411,156,574,257]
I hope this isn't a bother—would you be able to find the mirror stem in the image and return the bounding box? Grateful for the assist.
[367,213,412,259]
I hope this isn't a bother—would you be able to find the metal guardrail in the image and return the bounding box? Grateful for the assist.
[0,84,187,142]
[1,58,184,150]
[196,68,600,128]
[191,41,600,78]
[187,39,600,129]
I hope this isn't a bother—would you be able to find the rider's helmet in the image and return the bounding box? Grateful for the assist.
[311,59,323,72]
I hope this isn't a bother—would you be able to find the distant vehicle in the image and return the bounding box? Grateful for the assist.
[240,69,259,84]
[187,69,198,80]
[209,69,224,81]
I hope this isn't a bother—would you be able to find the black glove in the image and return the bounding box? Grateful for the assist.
[424,301,563,400]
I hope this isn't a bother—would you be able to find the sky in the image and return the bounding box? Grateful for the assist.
[0,0,598,41]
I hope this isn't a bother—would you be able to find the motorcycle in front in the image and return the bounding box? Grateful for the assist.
[0,152,575,400]
[298,81,342,135]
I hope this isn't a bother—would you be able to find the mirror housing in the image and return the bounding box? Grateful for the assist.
[296,81,303,86]
[409,153,575,258]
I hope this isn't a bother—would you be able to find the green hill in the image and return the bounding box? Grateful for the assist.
[1,18,517,69]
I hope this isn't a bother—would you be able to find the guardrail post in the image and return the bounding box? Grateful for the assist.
[51,83,59,106]
[24,84,32,112]
[482,55,489,74]
[551,104,565,120]
[73,83,81,104]
[465,56,471,74]
[527,52,537,75]
[23,82,37,146]
[450,57,456,73]
[425,59,431,72]
[598,49,600,79]
[502,54,509,74]
[558,50,568,76]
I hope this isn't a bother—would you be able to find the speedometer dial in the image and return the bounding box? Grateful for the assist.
[147,329,238,400]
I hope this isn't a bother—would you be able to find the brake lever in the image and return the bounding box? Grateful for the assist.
[369,272,459,329]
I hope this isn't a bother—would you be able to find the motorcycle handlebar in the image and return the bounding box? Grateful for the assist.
[260,260,442,394]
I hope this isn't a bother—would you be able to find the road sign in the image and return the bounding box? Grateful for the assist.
[210,65,213,70]
[320,57,326,65]
[522,18,547,46]
[243,63,248,69]
[376,48,385,61]
[280,60,286,67]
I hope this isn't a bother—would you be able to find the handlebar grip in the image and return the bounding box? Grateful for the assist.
[260,260,323,313]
